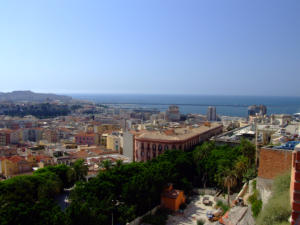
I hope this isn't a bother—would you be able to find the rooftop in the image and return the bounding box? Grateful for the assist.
[136,123,221,141]
[273,141,300,150]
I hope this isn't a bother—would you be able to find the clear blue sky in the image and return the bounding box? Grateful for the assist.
[0,0,299,96]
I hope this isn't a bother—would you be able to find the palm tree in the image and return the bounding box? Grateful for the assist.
[115,160,123,168]
[100,159,113,170]
[223,169,237,207]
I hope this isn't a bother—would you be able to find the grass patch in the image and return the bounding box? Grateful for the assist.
[216,200,229,213]
[256,172,291,225]
[248,179,262,218]
[251,199,263,218]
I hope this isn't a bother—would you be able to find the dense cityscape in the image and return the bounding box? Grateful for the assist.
[0,91,299,224]
[1,1,299,225]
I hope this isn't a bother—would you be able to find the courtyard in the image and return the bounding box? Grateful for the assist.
[166,194,221,225]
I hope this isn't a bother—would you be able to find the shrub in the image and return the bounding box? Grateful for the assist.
[252,179,257,189]
[248,179,262,218]
[248,190,258,204]
[256,191,290,225]
[251,199,262,218]
[256,172,291,225]
[249,191,262,217]
[197,219,205,225]
[216,200,229,213]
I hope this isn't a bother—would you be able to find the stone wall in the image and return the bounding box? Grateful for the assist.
[256,177,273,206]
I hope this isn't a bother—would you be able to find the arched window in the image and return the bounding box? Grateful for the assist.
[164,145,169,150]
[158,144,162,153]
[152,144,156,150]
[141,143,144,150]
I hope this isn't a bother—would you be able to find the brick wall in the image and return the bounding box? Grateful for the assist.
[258,148,292,180]
[290,145,300,225]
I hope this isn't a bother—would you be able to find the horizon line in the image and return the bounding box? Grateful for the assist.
[1,90,300,98]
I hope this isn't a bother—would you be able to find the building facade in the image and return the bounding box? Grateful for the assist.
[166,105,180,122]
[207,106,217,121]
[123,131,135,162]
[134,124,223,162]
[106,134,121,152]
[75,132,100,146]
[0,130,11,146]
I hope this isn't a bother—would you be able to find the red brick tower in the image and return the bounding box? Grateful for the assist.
[290,144,300,225]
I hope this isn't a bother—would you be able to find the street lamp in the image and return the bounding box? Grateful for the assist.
[111,200,120,225]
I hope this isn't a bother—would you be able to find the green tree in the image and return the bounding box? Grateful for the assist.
[100,159,113,170]
[72,159,88,181]
[115,159,123,168]
[239,138,256,164]
[234,155,249,178]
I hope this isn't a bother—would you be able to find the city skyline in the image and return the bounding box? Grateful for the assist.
[0,0,299,96]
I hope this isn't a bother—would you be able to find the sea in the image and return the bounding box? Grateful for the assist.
[69,94,300,118]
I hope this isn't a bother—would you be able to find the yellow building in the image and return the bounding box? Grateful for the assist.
[101,133,108,146]
[0,156,32,178]
[106,135,121,152]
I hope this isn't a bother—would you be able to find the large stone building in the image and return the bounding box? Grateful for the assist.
[166,105,180,122]
[134,123,223,162]
[75,132,100,146]
[106,134,122,153]
[0,130,12,146]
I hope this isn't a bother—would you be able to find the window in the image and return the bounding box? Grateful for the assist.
[158,144,162,151]
[164,145,168,150]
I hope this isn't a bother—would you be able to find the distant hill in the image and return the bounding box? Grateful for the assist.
[0,91,72,103]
